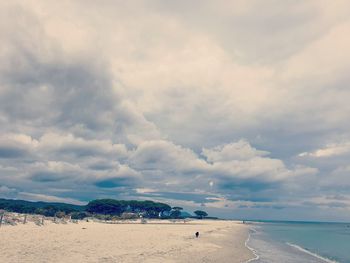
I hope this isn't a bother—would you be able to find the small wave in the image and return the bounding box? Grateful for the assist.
[286,243,338,263]
[243,229,259,263]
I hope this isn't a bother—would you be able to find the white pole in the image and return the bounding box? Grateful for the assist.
[0,212,4,228]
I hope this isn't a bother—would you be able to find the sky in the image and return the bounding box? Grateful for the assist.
[1,0,350,221]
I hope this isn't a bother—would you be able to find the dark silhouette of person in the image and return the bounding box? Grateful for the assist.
[195,232,199,238]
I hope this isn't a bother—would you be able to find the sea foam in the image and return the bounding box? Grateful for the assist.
[286,243,339,263]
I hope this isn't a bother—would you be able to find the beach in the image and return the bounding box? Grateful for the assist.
[0,219,253,263]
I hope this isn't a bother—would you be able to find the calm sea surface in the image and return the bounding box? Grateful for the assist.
[245,221,350,263]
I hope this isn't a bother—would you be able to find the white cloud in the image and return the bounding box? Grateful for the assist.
[128,139,316,192]
[38,132,129,158]
[0,0,350,219]
[17,192,86,205]
[129,140,208,173]
[0,185,17,196]
[299,142,350,158]
[202,139,269,162]
[319,165,350,189]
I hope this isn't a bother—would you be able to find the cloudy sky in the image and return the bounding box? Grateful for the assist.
[1,0,350,221]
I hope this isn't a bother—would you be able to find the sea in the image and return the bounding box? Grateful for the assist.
[244,221,350,263]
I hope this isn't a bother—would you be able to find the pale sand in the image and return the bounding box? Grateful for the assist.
[0,219,254,263]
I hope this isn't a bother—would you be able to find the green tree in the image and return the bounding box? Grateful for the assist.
[55,211,66,218]
[86,199,171,218]
[86,199,125,215]
[170,210,181,219]
[170,207,183,219]
[194,210,208,219]
[71,212,88,220]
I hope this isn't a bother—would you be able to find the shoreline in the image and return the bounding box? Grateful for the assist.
[177,221,255,263]
[243,230,259,263]
[0,218,255,263]
[242,222,342,263]
[286,243,338,263]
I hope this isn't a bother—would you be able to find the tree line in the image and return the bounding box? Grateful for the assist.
[0,198,84,217]
[0,198,209,220]
[86,199,171,218]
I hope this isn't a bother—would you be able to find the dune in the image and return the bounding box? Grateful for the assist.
[0,219,254,263]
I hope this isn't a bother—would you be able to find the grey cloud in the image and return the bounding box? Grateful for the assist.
[0,135,35,160]
[239,204,285,210]
[0,185,18,198]
[324,202,349,208]
[88,162,116,171]
[30,171,70,182]
[126,139,316,205]
[0,146,27,159]
[202,140,269,162]
[0,4,160,144]
[129,140,207,173]
[302,201,349,209]
[137,191,219,204]
[95,177,136,188]
[1,1,350,220]
[149,0,340,63]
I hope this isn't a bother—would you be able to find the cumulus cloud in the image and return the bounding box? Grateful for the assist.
[0,132,140,201]
[0,2,161,144]
[0,185,17,197]
[319,165,350,191]
[0,134,37,159]
[129,140,208,173]
[202,140,269,162]
[17,192,86,205]
[299,142,350,158]
[1,0,350,220]
[38,133,129,159]
[126,139,317,206]
[203,140,316,182]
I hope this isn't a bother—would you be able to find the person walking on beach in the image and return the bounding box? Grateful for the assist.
[195,232,199,238]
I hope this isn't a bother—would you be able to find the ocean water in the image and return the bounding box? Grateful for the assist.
[245,221,350,263]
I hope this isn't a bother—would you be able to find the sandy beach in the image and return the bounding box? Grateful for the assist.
[0,219,253,263]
